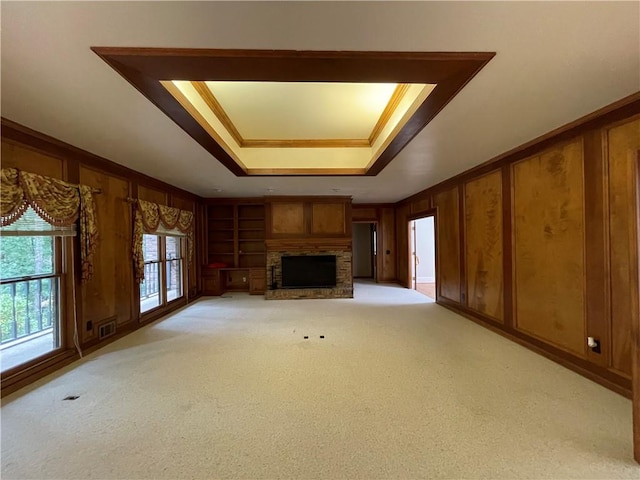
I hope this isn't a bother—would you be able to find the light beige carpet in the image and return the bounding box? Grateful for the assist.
[1,281,637,479]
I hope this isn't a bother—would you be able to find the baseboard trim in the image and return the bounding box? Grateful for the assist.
[437,299,632,399]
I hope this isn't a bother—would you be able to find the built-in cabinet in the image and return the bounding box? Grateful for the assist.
[203,200,266,295]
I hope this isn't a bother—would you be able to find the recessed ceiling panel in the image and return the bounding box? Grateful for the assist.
[206,81,398,140]
[92,48,495,176]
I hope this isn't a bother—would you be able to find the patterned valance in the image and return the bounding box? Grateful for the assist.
[133,199,194,283]
[0,168,99,283]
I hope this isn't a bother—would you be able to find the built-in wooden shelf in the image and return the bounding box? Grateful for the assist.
[204,200,266,294]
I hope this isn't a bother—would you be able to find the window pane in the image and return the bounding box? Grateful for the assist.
[1,238,60,373]
[0,236,54,280]
[142,234,159,261]
[166,259,182,302]
[140,262,161,313]
[165,236,181,260]
[140,234,161,313]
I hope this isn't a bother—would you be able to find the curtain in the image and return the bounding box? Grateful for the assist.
[132,199,194,283]
[0,168,99,283]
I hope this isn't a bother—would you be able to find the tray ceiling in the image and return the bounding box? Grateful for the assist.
[2,2,638,201]
[92,48,492,176]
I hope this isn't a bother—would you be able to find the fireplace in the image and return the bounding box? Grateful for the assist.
[282,255,336,289]
[265,250,352,300]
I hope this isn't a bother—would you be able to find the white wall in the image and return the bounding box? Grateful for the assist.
[415,217,435,283]
[352,223,372,277]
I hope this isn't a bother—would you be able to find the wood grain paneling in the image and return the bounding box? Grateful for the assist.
[138,185,167,205]
[513,140,586,356]
[1,141,64,179]
[635,151,640,464]
[312,203,345,235]
[395,203,411,287]
[171,196,195,212]
[464,170,503,322]
[607,118,640,377]
[434,187,461,302]
[79,166,133,334]
[411,197,431,215]
[379,207,396,282]
[271,203,305,235]
[352,206,378,222]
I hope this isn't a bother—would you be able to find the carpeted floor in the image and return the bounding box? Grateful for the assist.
[1,281,637,479]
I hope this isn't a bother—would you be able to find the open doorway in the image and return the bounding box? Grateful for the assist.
[409,216,436,300]
[352,222,377,281]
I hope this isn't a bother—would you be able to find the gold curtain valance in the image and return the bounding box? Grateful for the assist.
[0,168,99,283]
[132,199,194,284]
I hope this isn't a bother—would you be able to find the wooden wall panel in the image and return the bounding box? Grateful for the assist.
[1,141,64,179]
[434,187,461,302]
[379,207,396,282]
[352,206,377,222]
[172,196,195,212]
[271,203,305,235]
[607,118,640,377]
[79,166,133,334]
[395,203,411,287]
[513,140,586,356]
[138,185,167,205]
[411,197,431,215]
[464,170,504,322]
[311,203,345,235]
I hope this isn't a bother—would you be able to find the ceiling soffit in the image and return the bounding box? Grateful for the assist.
[91,48,495,176]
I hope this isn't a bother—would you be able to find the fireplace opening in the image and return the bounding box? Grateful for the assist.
[281,255,337,289]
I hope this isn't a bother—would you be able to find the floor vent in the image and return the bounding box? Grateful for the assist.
[98,321,116,339]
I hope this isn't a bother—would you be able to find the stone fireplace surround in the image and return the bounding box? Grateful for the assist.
[265,250,353,299]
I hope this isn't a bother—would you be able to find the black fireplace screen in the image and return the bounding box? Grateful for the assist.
[281,255,337,289]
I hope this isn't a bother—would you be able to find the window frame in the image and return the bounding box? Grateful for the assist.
[139,233,187,319]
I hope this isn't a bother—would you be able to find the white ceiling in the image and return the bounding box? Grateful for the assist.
[1,2,638,203]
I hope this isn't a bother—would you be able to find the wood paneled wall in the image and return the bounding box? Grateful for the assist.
[266,196,351,239]
[512,140,586,356]
[1,119,202,395]
[352,204,396,282]
[464,171,503,323]
[394,94,640,396]
[433,187,461,303]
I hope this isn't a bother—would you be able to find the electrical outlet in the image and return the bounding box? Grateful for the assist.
[243,276,247,283]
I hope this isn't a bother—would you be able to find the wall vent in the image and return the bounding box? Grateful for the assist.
[98,321,116,339]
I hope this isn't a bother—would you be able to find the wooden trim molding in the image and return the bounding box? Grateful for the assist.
[438,299,632,399]
[242,139,370,148]
[192,81,408,149]
[398,92,640,206]
[634,149,640,463]
[265,238,352,251]
[368,84,410,145]
[191,81,244,147]
[0,118,202,202]
[91,48,495,176]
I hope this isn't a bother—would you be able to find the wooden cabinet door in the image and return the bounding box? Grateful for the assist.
[249,268,266,295]
[202,269,222,296]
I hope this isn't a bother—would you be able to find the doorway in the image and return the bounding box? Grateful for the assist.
[409,216,436,300]
[352,222,377,281]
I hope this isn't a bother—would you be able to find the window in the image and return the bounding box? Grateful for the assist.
[165,236,183,302]
[139,234,185,314]
[0,207,71,372]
